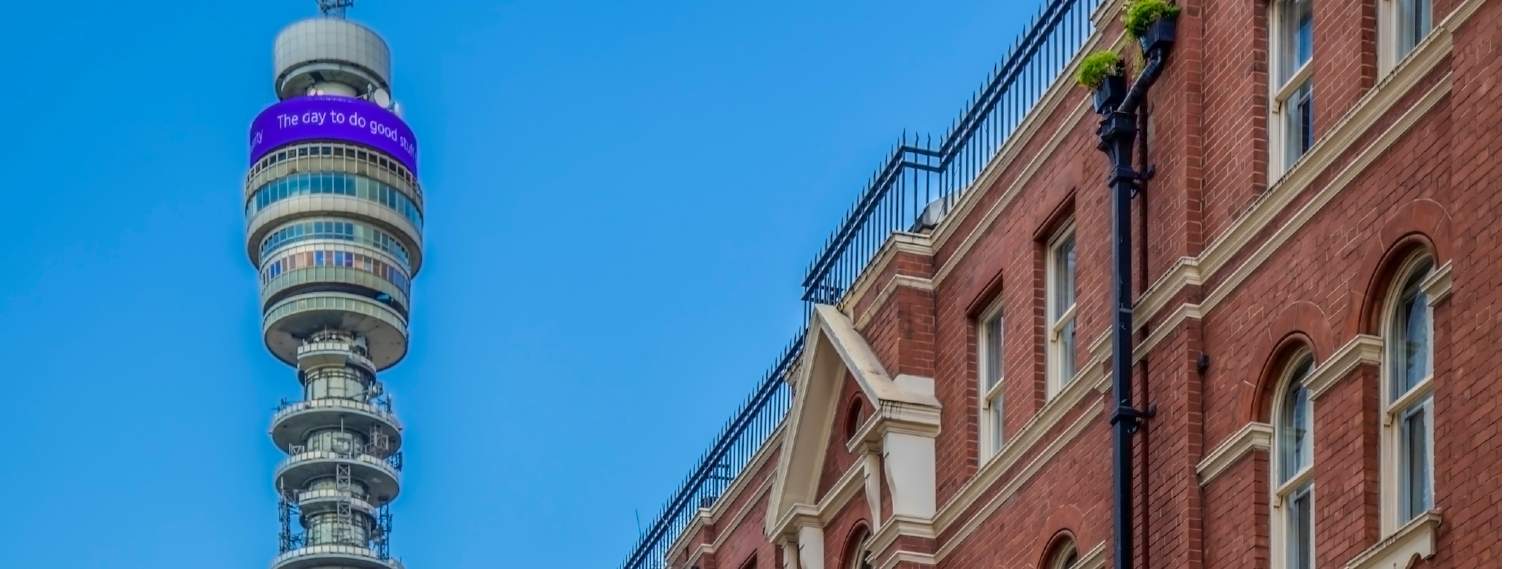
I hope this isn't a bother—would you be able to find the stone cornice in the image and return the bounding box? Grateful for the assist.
[931,354,1110,536]
[667,432,784,567]
[852,275,936,328]
[1075,542,1108,569]
[846,395,943,455]
[1135,258,1203,326]
[1196,422,1273,486]
[865,515,938,569]
[924,31,1131,291]
[935,398,1107,559]
[841,232,934,320]
[670,470,778,569]
[1306,335,1384,400]
[1420,261,1453,306]
[1343,511,1442,569]
[767,457,866,542]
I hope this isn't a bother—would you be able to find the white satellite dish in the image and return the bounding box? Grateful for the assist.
[372,87,392,109]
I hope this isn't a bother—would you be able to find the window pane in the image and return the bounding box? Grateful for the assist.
[1058,320,1076,385]
[1398,0,1433,56]
[1286,82,1314,167]
[1055,235,1076,313]
[1398,294,1432,396]
[1392,262,1433,400]
[1278,363,1313,482]
[984,313,1004,388]
[1286,483,1314,569]
[1400,400,1433,521]
[990,395,1004,451]
[1280,0,1314,83]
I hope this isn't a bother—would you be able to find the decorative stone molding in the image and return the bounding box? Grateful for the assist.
[875,550,938,569]
[667,433,785,567]
[842,232,934,320]
[1074,542,1108,569]
[1135,257,1203,326]
[769,304,940,542]
[1091,0,1125,27]
[797,525,826,569]
[853,275,935,328]
[934,398,1107,559]
[1305,335,1384,400]
[932,356,1108,535]
[1343,511,1442,569]
[1196,422,1272,486]
[928,32,1128,282]
[866,515,938,569]
[1420,261,1453,306]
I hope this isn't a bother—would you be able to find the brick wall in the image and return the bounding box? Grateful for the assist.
[659,1,1499,569]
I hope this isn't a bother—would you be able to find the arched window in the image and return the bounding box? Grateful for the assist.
[1384,254,1435,527]
[845,527,872,569]
[845,397,866,439]
[1048,537,1080,569]
[1270,354,1315,569]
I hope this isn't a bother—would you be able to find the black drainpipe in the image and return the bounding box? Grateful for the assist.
[1094,27,1174,569]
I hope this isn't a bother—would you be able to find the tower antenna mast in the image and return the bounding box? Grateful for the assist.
[318,0,354,17]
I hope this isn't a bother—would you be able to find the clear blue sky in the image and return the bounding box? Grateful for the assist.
[0,1,1041,566]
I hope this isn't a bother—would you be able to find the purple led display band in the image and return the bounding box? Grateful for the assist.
[249,95,418,174]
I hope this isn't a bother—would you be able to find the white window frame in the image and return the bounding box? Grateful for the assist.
[1050,539,1080,569]
[1046,222,1078,400]
[850,530,872,569]
[1269,0,1316,179]
[1269,353,1317,569]
[1378,0,1433,75]
[978,304,1006,464]
[1379,254,1437,535]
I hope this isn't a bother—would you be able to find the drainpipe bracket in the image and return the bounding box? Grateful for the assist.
[1109,403,1155,429]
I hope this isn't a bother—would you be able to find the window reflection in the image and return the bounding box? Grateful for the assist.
[260,218,412,267]
[263,246,411,291]
[248,171,424,229]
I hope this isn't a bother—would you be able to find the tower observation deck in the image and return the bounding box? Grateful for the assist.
[245,3,422,568]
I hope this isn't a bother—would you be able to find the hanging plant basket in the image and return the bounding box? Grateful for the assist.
[1123,0,1181,56]
[1139,13,1178,55]
[1077,50,1127,112]
[1093,73,1128,113]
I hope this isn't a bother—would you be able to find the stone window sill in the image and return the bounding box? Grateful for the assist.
[1343,511,1442,569]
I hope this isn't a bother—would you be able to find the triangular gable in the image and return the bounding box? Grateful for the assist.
[765,304,939,536]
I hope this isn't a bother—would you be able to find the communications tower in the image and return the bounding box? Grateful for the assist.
[245,2,423,567]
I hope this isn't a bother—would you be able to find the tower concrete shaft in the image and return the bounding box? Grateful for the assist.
[246,4,422,569]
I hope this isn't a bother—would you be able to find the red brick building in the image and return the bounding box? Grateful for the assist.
[621,0,1500,568]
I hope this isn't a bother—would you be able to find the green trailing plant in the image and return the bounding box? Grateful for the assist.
[1123,0,1181,40]
[1076,50,1124,89]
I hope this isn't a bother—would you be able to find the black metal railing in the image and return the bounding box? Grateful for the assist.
[802,0,1099,304]
[620,331,801,569]
[620,0,1099,567]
